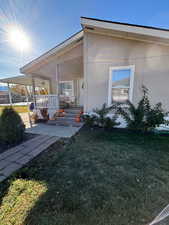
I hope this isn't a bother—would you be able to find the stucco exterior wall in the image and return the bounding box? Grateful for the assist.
[84,31,169,112]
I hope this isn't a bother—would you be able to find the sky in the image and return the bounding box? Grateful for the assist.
[112,70,130,82]
[1,0,169,79]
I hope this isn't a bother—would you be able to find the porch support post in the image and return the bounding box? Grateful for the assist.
[7,83,12,105]
[31,76,36,108]
[47,64,60,119]
[49,64,59,95]
[56,64,59,96]
[25,85,32,128]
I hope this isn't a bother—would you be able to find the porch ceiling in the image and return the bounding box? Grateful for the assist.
[30,56,83,81]
[24,41,83,81]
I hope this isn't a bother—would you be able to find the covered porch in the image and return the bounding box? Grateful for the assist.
[20,32,84,120]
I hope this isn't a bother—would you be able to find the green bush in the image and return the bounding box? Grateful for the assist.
[82,114,97,127]
[0,107,25,144]
[94,103,120,129]
[104,117,119,130]
[82,103,120,129]
[118,86,167,132]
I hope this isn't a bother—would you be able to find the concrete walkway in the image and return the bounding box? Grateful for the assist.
[26,123,81,137]
[0,135,59,182]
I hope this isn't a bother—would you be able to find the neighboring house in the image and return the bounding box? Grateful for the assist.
[20,17,169,119]
[0,86,9,104]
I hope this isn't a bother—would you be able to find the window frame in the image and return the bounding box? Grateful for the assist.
[108,65,135,106]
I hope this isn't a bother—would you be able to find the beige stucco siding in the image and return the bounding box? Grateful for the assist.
[84,31,169,112]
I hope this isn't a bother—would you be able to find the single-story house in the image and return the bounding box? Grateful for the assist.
[20,17,169,123]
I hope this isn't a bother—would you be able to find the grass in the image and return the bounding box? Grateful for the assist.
[0,105,29,114]
[1,128,169,224]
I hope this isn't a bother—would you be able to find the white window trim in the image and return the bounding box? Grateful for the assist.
[108,65,135,106]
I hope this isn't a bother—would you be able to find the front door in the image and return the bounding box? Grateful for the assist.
[59,81,75,106]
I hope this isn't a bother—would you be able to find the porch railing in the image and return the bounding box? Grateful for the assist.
[59,95,76,104]
[35,95,59,110]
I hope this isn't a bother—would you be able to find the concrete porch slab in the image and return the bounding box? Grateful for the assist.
[26,123,82,137]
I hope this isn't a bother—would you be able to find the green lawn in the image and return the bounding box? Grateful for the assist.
[1,128,169,225]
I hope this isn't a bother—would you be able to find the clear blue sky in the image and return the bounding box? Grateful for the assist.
[1,0,169,78]
[112,70,130,82]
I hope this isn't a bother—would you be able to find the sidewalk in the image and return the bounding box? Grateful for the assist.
[26,123,81,137]
[0,135,59,182]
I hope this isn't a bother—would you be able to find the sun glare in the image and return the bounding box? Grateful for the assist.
[7,25,31,52]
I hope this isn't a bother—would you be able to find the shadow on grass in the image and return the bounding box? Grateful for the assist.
[1,128,169,225]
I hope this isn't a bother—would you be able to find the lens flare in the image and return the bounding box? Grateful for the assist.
[6,25,31,52]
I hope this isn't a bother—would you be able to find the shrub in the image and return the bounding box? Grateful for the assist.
[0,107,25,144]
[104,117,120,130]
[82,114,97,127]
[118,86,167,132]
[94,103,120,129]
[83,103,120,129]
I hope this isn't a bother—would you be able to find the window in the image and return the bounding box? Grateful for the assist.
[108,66,134,105]
[59,81,74,96]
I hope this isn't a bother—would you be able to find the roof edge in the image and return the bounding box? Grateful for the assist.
[81,16,169,32]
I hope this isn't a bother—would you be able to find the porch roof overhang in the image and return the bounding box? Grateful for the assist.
[0,75,32,86]
[0,75,49,87]
[20,30,84,75]
[81,17,169,46]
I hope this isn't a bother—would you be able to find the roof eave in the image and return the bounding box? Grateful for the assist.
[81,17,169,41]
